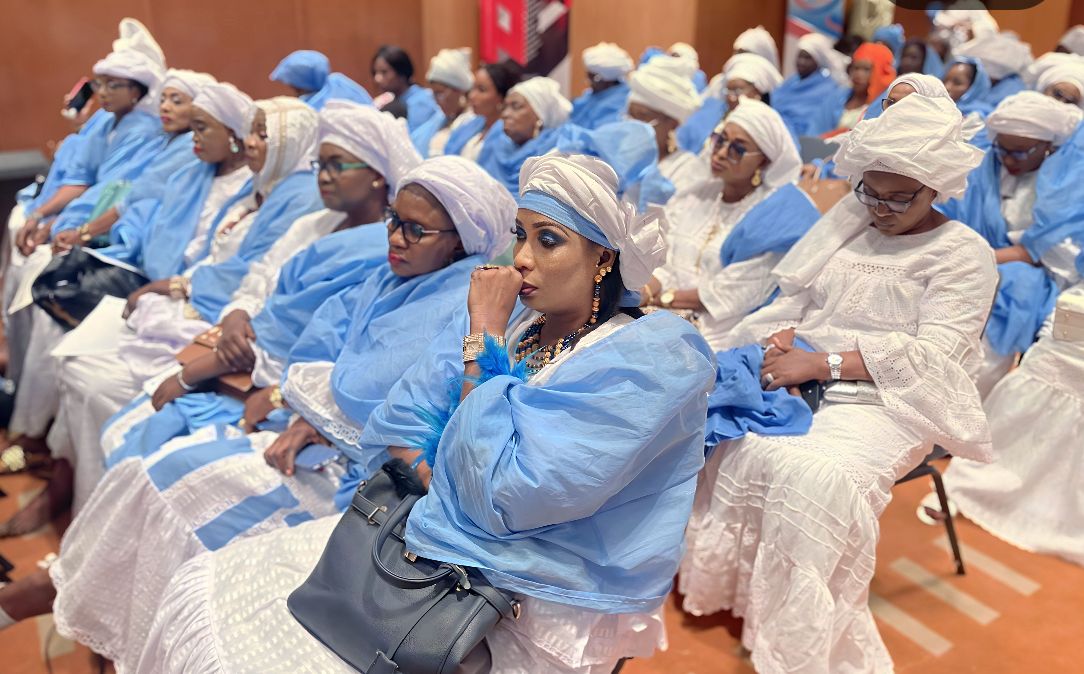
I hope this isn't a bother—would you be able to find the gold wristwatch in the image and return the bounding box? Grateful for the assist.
[659,290,676,309]
[463,333,506,363]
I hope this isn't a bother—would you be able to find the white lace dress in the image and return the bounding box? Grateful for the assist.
[679,220,997,674]
[136,315,667,674]
[657,149,707,195]
[944,283,1084,566]
[654,181,781,350]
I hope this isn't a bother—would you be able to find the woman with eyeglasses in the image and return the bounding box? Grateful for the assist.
[0,156,516,669]
[807,42,896,138]
[939,91,1084,396]
[371,44,442,133]
[478,76,572,193]
[625,58,705,193]
[681,95,995,674]
[569,42,634,130]
[643,99,819,349]
[409,48,476,158]
[136,152,716,674]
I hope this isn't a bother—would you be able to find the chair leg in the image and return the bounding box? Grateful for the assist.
[611,658,629,674]
[928,468,965,575]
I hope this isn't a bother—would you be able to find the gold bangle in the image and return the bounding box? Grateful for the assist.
[168,276,190,300]
[268,386,286,409]
[78,223,93,243]
[463,333,506,363]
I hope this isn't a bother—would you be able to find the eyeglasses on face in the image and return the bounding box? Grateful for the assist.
[709,133,763,162]
[853,180,924,214]
[91,79,134,92]
[994,143,1044,162]
[311,159,370,178]
[385,207,457,244]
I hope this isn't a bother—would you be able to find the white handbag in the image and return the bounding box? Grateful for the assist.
[1053,292,1084,342]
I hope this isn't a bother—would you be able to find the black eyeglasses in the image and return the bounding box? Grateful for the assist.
[709,133,763,162]
[881,96,899,111]
[853,180,924,214]
[90,79,133,92]
[385,207,457,244]
[994,143,1045,162]
[311,159,369,178]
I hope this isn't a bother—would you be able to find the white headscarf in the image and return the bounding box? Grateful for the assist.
[427,48,474,92]
[161,69,216,100]
[797,33,850,86]
[734,26,780,71]
[112,18,165,70]
[400,156,516,260]
[518,154,667,293]
[1061,26,1084,56]
[1023,52,1084,88]
[318,100,422,195]
[192,82,254,139]
[953,33,1033,81]
[886,72,952,99]
[668,42,700,67]
[647,54,699,81]
[724,98,801,188]
[778,94,984,293]
[508,77,572,128]
[1036,63,1084,108]
[253,97,319,197]
[725,53,783,94]
[933,8,1000,40]
[985,91,1083,145]
[92,50,166,114]
[583,42,633,81]
[627,61,701,123]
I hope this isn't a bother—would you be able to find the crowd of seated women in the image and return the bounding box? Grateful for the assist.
[0,10,1083,674]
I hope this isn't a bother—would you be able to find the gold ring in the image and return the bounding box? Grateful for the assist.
[474,264,500,271]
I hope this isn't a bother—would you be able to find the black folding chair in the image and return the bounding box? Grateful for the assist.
[895,446,965,575]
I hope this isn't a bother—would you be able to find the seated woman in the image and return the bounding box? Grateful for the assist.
[569,42,633,129]
[898,37,945,78]
[679,94,995,674]
[953,32,1033,107]
[943,56,995,119]
[808,42,896,137]
[478,76,571,193]
[269,49,372,110]
[677,52,783,154]
[1058,25,1084,55]
[939,91,1084,395]
[734,25,781,70]
[772,33,848,137]
[371,44,441,132]
[1036,61,1084,108]
[0,156,517,669]
[644,99,819,349]
[443,58,522,161]
[625,58,704,193]
[410,48,475,157]
[135,152,717,674]
[44,101,419,519]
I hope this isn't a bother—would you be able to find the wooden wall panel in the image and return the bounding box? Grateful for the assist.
[694,0,785,82]
[895,4,1071,62]
[420,0,479,73]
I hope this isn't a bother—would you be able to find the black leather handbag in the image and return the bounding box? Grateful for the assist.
[287,460,519,674]
[31,247,148,330]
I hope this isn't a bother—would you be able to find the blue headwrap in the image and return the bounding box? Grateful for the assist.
[873,24,905,61]
[949,56,994,117]
[270,50,330,92]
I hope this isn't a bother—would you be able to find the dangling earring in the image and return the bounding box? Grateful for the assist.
[666,130,677,155]
[751,168,762,188]
[532,120,543,139]
[590,266,611,325]
[229,138,240,154]
[372,179,383,189]
[459,95,468,109]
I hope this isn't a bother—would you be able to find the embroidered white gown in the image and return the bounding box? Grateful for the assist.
[944,283,1084,566]
[679,218,998,674]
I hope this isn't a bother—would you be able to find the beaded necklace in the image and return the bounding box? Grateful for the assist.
[513,267,608,373]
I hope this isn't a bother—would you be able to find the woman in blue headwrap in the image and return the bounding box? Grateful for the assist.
[410,48,475,157]
[939,91,1084,395]
[477,76,572,193]
[443,58,523,161]
[772,33,849,137]
[0,156,518,670]
[645,99,819,349]
[569,42,633,130]
[898,37,944,79]
[136,152,717,674]
[372,44,441,132]
[952,32,1033,108]
[269,49,372,110]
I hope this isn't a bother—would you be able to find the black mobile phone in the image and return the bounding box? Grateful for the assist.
[65,78,94,113]
[798,380,824,414]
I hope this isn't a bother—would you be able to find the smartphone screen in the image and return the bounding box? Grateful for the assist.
[66,78,94,112]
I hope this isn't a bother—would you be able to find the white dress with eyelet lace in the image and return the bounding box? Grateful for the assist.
[679,220,997,674]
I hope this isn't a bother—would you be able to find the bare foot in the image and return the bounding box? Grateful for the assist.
[0,459,73,538]
[0,568,56,622]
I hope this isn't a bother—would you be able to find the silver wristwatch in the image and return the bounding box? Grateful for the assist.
[826,353,843,381]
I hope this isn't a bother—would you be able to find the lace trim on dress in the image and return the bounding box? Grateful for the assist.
[281,362,363,450]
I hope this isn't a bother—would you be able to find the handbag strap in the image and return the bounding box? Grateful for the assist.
[370,494,459,588]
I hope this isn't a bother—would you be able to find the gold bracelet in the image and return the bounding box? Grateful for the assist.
[78,223,93,243]
[168,276,188,300]
[268,385,286,409]
[463,333,506,363]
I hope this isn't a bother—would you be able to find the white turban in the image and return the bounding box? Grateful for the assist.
[1023,52,1084,88]
[668,42,700,67]
[725,53,783,94]
[933,8,1000,40]
[192,82,254,139]
[646,54,699,81]
[92,50,166,114]
[583,42,633,81]
[832,94,983,201]
[253,97,319,196]
[518,154,667,296]
[508,77,572,128]
[797,33,850,86]
[161,69,216,100]
[734,26,780,71]
[724,98,801,188]
[318,100,422,195]
[954,33,1033,81]
[427,48,474,92]
[1037,64,1084,107]
[112,18,165,70]
[886,72,952,99]
[985,91,1084,145]
[627,61,700,123]
[1061,26,1084,56]
[400,156,516,260]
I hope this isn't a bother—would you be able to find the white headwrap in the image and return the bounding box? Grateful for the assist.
[112,18,166,70]
[192,82,254,139]
[724,99,801,188]
[724,53,783,94]
[318,100,422,195]
[797,33,850,86]
[427,48,474,92]
[647,54,699,81]
[583,42,633,81]
[161,69,216,100]
[508,77,572,128]
[886,72,952,99]
[1062,26,1084,56]
[627,61,701,123]
[1023,52,1084,88]
[953,33,1033,81]
[252,97,319,197]
[985,91,1083,145]
[518,154,667,293]
[1036,63,1084,108]
[400,156,516,260]
[92,50,166,114]
[933,8,1000,40]
[734,26,780,71]
[668,42,700,67]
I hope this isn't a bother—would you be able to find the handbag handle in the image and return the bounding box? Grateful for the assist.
[370,494,461,589]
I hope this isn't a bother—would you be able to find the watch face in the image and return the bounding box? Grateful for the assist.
[828,353,843,366]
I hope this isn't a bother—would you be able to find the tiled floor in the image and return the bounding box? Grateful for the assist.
[2,461,1081,673]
